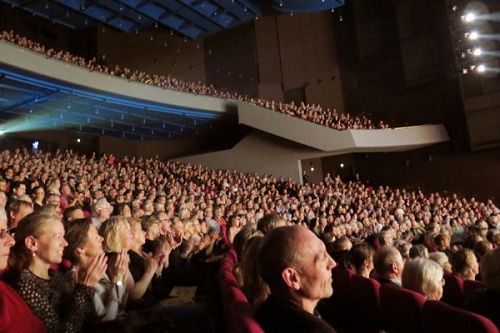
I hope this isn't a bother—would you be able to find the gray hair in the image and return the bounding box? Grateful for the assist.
[403,258,443,299]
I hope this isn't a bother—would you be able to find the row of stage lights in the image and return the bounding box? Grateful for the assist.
[451,1,500,76]
[460,11,486,74]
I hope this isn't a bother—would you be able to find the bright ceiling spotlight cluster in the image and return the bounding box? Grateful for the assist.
[477,64,486,73]
[462,12,476,23]
[472,48,482,56]
[467,31,479,40]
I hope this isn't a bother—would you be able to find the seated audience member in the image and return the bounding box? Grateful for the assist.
[349,242,375,278]
[8,199,33,229]
[0,207,46,333]
[239,236,269,309]
[429,251,453,274]
[327,236,352,270]
[232,225,260,261]
[91,198,113,229]
[44,192,61,207]
[114,203,131,218]
[450,248,479,281]
[395,240,412,261]
[409,244,429,259]
[256,214,286,235]
[402,258,444,300]
[434,233,451,255]
[226,215,242,244]
[378,227,395,247]
[106,216,158,301]
[466,248,500,327]
[62,206,85,224]
[474,240,493,262]
[10,212,106,333]
[141,215,161,254]
[373,246,405,287]
[31,185,45,211]
[64,218,131,321]
[256,226,337,333]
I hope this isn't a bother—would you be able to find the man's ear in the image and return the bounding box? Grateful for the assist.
[282,267,301,291]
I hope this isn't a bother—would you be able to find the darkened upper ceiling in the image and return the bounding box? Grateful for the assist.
[0,0,345,39]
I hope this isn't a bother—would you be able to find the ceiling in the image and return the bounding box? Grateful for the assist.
[0,66,222,140]
[0,0,345,39]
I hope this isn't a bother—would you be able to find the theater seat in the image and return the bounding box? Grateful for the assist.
[463,280,486,303]
[323,267,354,329]
[442,274,464,307]
[422,300,499,333]
[226,286,265,333]
[350,275,382,333]
[380,284,426,333]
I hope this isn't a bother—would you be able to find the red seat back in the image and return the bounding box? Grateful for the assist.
[463,280,486,302]
[350,275,382,333]
[380,284,426,333]
[226,286,265,333]
[442,274,464,307]
[332,266,354,297]
[422,300,499,333]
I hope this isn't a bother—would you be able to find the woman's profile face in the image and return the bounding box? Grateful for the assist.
[0,217,15,270]
[33,220,68,265]
[80,225,103,259]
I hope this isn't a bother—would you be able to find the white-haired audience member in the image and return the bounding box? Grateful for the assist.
[402,258,444,300]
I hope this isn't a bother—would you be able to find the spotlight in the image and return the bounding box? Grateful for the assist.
[0,131,4,136]
[77,138,81,143]
[340,163,345,168]
[477,64,486,73]
[472,48,482,56]
[468,31,479,40]
[463,12,476,23]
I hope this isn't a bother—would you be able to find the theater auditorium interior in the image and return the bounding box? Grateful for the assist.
[0,0,499,332]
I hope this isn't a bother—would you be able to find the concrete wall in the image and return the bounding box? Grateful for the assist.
[96,27,206,84]
[354,145,500,202]
[98,135,204,159]
[174,130,333,183]
[237,101,449,152]
[254,12,344,112]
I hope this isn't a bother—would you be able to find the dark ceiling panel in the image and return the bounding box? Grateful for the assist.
[1,0,344,38]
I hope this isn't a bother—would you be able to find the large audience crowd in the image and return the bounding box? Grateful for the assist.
[0,147,498,332]
[0,30,389,130]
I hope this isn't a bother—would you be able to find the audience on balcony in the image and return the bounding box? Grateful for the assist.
[0,30,389,131]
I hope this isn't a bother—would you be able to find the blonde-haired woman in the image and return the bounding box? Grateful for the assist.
[402,258,444,300]
[10,212,106,333]
[100,216,157,300]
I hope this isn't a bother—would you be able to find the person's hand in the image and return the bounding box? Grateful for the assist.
[78,253,107,288]
[108,250,129,283]
[168,230,183,249]
[144,253,159,276]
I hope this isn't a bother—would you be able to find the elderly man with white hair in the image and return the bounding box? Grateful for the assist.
[91,197,113,229]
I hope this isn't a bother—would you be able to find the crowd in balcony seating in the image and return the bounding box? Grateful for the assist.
[0,30,389,130]
[0,147,498,332]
